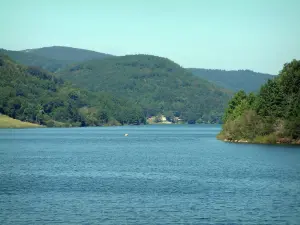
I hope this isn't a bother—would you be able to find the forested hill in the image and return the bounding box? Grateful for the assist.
[0,46,113,72]
[1,46,273,94]
[188,68,274,93]
[58,54,232,123]
[0,49,70,72]
[0,54,145,127]
[23,46,114,62]
[218,59,300,144]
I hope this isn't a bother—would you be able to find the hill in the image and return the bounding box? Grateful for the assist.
[217,59,300,144]
[58,54,231,123]
[0,54,145,127]
[0,114,42,128]
[23,46,114,62]
[0,46,113,72]
[188,68,274,93]
[0,49,70,72]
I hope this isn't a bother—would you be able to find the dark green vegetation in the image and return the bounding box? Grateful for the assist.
[24,46,113,63]
[0,49,69,72]
[0,54,145,127]
[0,46,238,125]
[58,54,231,124]
[218,59,300,144]
[2,46,273,94]
[0,47,232,126]
[0,46,113,72]
[188,68,274,93]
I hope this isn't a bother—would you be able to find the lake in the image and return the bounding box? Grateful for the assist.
[0,125,300,224]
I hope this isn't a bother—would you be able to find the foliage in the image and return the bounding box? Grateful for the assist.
[1,47,232,124]
[0,49,70,72]
[0,54,145,127]
[189,68,275,93]
[58,54,231,123]
[218,59,300,143]
[24,46,113,62]
[223,90,248,122]
[0,46,113,72]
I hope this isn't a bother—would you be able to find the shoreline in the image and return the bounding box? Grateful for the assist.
[218,137,300,145]
[0,122,220,129]
[0,115,43,129]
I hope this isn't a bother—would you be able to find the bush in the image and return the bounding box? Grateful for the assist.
[253,133,277,144]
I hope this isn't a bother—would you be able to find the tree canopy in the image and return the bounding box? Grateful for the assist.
[24,46,113,62]
[218,59,300,144]
[189,68,274,93]
[0,46,113,72]
[0,54,145,127]
[0,48,234,125]
[58,54,231,123]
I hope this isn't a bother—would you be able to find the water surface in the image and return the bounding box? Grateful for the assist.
[1,125,300,224]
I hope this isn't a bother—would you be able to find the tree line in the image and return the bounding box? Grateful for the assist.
[58,54,231,124]
[0,54,145,127]
[218,59,300,144]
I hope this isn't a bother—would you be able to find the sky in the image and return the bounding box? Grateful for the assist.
[1,0,299,74]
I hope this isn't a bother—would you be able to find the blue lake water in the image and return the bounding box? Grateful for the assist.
[0,125,300,225]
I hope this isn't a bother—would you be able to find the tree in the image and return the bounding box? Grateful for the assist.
[219,59,300,143]
[223,90,247,122]
[0,54,146,127]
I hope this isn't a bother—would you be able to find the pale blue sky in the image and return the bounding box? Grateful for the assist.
[1,0,299,74]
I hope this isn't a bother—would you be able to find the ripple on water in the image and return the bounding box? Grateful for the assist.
[0,125,300,225]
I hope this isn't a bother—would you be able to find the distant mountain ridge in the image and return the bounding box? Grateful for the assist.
[1,46,273,92]
[1,46,274,93]
[188,68,275,93]
[23,46,114,62]
[0,48,69,72]
[0,46,114,72]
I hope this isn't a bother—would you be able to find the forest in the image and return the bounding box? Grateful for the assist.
[188,68,274,93]
[58,54,231,124]
[0,46,113,72]
[218,59,300,144]
[3,46,288,128]
[0,54,145,127]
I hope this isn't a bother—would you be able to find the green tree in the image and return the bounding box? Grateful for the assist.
[218,59,300,144]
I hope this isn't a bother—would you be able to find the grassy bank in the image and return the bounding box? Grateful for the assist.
[0,115,43,128]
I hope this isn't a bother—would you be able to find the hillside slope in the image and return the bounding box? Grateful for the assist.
[0,54,145,127]
[0,46,113,72]
[0,49,70,72]
[23,46,114,62]
[58,54,231,123]
[0,114,42,128]
[188,68,274,93]
[218,59,300,144]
